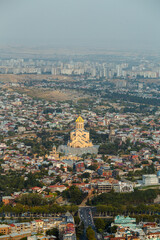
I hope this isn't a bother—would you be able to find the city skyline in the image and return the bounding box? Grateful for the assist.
[1,1,160,239]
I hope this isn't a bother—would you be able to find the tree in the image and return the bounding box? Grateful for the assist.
[53,175,62,184]
[74,216,80,225]
[98,142,119,155]
[80,172,90,179]
[67,167,73,172]
[18,193,47,206]
[95,218,105,233]
[110,225,118,233]
[62,186,87,205]
[88,164,98,171]
[46,228,59,239]
[86,226,96,240]
[76,221,84,240]
[91,189,159,207]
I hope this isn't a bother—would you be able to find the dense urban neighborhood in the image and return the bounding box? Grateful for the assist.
[1,0,160,239]
[0,53,160,240]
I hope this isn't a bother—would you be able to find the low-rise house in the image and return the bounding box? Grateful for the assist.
[48,185,67,193]
[2,196,14,205]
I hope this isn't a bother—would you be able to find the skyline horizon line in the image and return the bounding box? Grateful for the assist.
[0,44,160,56]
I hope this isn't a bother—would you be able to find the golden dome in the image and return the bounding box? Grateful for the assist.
[76,116,84,123]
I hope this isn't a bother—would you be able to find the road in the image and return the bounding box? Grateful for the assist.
[79,189,93,207]
[79,207,98,239]
[79,207,95,230]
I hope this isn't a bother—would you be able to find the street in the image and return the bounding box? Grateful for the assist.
[79,207,98,239]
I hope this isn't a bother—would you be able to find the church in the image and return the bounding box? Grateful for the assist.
[58,116,98,156]
[67,116,93,148]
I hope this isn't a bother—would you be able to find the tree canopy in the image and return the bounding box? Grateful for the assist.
[62,186,87,205]
[86,226,96,240]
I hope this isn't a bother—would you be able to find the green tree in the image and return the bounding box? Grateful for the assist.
[74,216,80,225]
[76,221,84,240]
[86,226,96,240]
[80,172,90,179]
[95,218,105,233]
[18,193,47,206]
[62,186,87,205]
[46,228,59,239]
[110,225,118,233]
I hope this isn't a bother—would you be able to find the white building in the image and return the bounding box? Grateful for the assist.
[142,174,160,186]
[114,182,134,193]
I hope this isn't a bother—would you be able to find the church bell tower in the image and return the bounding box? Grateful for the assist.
[75,116,84,130]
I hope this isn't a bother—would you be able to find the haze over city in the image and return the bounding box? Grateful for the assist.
[0,0,160,51]
[1,1,160,240]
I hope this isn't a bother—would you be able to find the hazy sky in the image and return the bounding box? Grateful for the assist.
[0,0,160,51]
